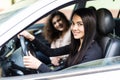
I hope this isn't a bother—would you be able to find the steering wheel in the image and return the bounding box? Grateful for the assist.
[19,35,37,57]
[19,36,29,56]
[1,36,38,77]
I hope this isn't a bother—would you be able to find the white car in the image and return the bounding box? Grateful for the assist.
[0,0,120,80]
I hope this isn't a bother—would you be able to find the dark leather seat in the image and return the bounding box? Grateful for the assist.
[96,8,120,58]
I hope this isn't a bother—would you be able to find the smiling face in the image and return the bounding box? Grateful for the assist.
[71,14,85,39]
[52,15,66,31]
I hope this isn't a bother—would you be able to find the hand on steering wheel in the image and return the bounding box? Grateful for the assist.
[19,35,41,70]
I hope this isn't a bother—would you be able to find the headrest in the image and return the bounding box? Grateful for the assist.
[97,8,115,35]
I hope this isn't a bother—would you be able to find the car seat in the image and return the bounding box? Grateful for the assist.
[96,8,120,58]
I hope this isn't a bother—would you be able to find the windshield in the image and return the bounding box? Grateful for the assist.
[0,0,38,26]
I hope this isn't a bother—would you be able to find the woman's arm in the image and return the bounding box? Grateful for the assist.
[23,52,53,72]
[31,37,70,57]
[19,30,70,57]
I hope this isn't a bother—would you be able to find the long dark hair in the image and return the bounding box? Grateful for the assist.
[43,11,70,43]
[66,8,96,67]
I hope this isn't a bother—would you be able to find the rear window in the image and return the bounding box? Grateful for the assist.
[85,0,120,18]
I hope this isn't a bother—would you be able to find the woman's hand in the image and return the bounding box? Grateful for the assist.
[50,57,60,66]
[18,30,35,41]
[23,51,42,69]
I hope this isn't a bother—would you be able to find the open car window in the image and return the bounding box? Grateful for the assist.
[0,2,76,77]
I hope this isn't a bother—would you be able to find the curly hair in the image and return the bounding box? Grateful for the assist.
[43,11,70,43]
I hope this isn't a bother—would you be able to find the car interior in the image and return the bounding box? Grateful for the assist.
[0,0,120,79]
